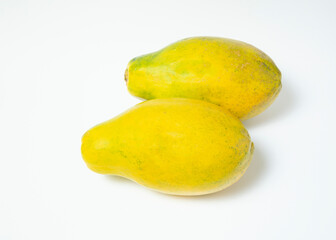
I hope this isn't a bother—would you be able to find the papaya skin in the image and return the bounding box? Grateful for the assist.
[125,37,281,120]
[81,98,254,196]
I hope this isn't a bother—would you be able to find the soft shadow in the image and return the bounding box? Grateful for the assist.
[244,78,296,128]
[105,175,134,184]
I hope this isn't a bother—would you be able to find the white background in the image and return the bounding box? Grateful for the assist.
[1,0,335,239]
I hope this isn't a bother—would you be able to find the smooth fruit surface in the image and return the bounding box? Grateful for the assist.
[81,98,254,196]
[125,37,281,120]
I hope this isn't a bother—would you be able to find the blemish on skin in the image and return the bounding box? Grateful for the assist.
[257,60,271,71]
[234,50,241,57]
[240,62,250,69]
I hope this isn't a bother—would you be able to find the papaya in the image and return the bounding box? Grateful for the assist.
[125,37,281,120]
[81,98,254,195]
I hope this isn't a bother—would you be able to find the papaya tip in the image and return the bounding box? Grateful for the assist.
[124,67,128,84]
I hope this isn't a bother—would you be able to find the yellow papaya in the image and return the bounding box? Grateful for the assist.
[81,98,254,196]
[125,37,281,120]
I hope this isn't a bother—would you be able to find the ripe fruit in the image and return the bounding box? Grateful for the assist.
[125,37,281,120]
[81,98,254,195]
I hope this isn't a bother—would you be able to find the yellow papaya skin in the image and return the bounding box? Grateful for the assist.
[81,98,254,196]
[125,37,281,120]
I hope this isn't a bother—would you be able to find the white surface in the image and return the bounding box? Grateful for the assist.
[0,0,335,239]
